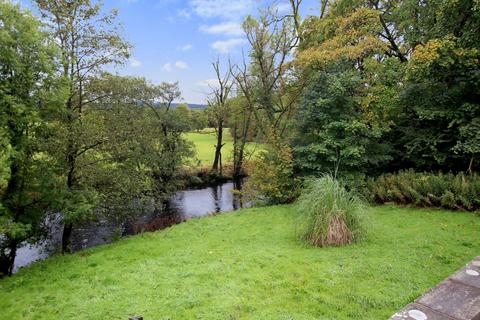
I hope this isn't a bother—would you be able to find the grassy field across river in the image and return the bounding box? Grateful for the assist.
[186,128,259,166]
[0,205,479,319]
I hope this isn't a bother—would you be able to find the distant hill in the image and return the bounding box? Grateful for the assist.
[172,103,207,110]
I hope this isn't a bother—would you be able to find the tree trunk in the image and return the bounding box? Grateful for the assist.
[212,121,223,173]
[62,146,76,253]
[234,145,245,178]
[219,152,223,175]
[232,177,244,210]
[1,163,22,277]
[233,138,246,178]
[467,156,474,174]
[62,222,74,253]
[233,123,239,175]
[233,109,252,178]
[0,242,17,277]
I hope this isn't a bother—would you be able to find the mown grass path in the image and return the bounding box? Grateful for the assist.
[0,205,479,319]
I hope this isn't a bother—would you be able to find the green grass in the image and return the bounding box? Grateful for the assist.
[1,205,479,319]
[185,128,259,166]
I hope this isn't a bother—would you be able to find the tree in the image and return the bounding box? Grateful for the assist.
[293,65,391,177]
[371,0,480,173]
[206,60,232,175]
[158,82,181,111]
[243,141,299,205]
[228,96,254,178]
[90,74,193,211]
[296,6,387,71]
[149,82,192,188]
[190,109,208,132]
[238,8,300,139]
[175,103,191,119]
[292,0,480,176]
[0,2,63,276]
[234,5,304,203]
[292,2,396,177]
[35,0,131,252]
[394,36,480,172]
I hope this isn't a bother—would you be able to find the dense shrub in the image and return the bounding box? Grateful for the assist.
[362,170,480,211]
[244,143,300,205]
[296,176,365,247]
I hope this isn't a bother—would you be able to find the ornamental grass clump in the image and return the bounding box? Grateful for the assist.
[296,176,365,247]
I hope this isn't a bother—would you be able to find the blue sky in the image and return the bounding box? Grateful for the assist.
[23,0,319,104]
[108,0,322,104]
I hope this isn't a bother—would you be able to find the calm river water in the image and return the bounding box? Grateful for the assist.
[13,180,247,273]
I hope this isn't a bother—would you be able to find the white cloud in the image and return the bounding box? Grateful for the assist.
[156,0,179,8]
[163,60,188,72]
[129,57,142,68]
[175,60,188,69]
[190,0,254,19]
[162,63,173,72]
[275,2,292,14]
[196,78,233,88]
[211,38,247,54]
[177,8,191,19]
[200,22,243,36]
[196,79,219,87]
[179,44,193,51]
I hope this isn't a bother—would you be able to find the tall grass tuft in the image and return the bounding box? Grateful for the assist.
[295,176,365,247]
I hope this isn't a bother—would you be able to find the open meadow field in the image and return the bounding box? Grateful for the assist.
[186,129,260,166]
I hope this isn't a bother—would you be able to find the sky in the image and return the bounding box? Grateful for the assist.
[22,0,320,104]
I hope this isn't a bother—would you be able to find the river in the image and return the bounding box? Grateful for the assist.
[13,179,247,273]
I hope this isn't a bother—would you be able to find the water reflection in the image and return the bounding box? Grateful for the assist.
[170,180,245,218]
[232,178,244,210]
[13,179,247,273]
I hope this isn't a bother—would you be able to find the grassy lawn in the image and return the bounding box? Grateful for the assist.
[1,205,479,319]
[185,128,259,166]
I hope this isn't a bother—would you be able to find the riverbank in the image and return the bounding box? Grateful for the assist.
[11,128,255,273]
[12,180,248,272]
[1,205,479,319]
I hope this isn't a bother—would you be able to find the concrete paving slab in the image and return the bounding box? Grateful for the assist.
[416,279,480,320]
[391,257,480,320]
[391,303,456,320]
[451,261,480,289]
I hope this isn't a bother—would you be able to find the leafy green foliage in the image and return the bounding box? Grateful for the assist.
[293,66,391,176]
[293,0,480,176]
[88,74,194,214]
[0,0,196,272]
[297,7,386,68]
[190,109,208,132]
[244,142,299,205]
[0,1,64,275]
[228,95,256,177]
[393,36,480,172]
[296,176,365,247]
[292,2,399,178]
[362,170,480,211]
[34,0,133,252]
[238,9,298,139]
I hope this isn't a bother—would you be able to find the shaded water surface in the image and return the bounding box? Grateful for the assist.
[13,180,247,272]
